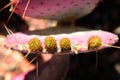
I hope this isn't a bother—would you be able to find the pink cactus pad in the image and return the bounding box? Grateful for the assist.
[13,0,99,21]
[5,30,119,54]
[12,72,27,80]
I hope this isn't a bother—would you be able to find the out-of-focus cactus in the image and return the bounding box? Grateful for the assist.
[12,0,99,22]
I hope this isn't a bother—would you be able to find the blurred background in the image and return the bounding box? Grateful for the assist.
[0,0,120,80]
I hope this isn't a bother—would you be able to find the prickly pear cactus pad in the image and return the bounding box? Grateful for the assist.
[13,0,99,21]
[5,30,119,54]
[60,38,71,52]
[88,36,102,50]
[28,38,43,52]
[44,36,57,53]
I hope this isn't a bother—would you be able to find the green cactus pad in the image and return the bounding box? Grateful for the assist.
[60,38,71,52]
[28,38,43,52]
[88,36,102,50]
[44,36,57,53]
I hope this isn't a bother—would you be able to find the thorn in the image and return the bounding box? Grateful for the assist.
[22,0,31,19]
[7,1,19,22]
[0,1,13,12]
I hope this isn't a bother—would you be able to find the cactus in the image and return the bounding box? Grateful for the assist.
[88,36,102,50]
[60,38,71,52]
[44,36,57,53]
[28,38,43,52]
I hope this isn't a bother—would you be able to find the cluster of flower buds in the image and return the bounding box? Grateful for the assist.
[28,35,103,54]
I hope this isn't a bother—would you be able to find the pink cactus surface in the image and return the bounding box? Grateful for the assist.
[5,30,118,54]
[13,0,99,21]
[12,72,27,80]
